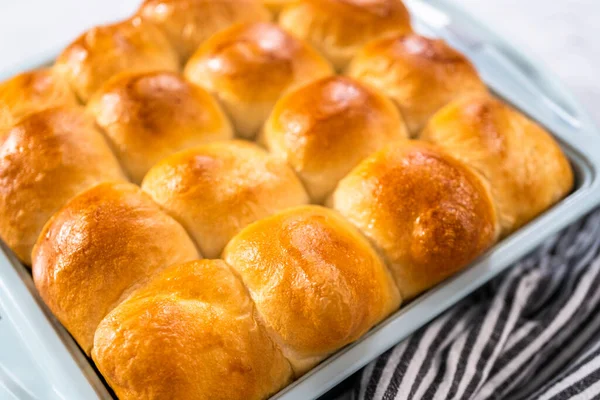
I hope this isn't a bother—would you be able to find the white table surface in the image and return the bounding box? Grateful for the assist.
[453,0,600,125]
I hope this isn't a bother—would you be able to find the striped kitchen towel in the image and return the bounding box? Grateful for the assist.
[331,208,600,400]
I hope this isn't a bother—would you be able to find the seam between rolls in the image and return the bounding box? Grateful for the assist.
[86,194,202,354]
[89,258,206,355]
[219,257,295,377]
[467,165,504,241]
[325,207,407,303]
[50,63,86,105]
[90,120,135,184]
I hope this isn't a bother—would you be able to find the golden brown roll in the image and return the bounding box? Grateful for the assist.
[184,22,333,138]
[347,33,487,135]
[263,0,293,14]
[279,0,412,71]
[87,71,233,183]
[0,107,126,265]
[93,259,292,400]
[262,75,408,202]
[331,141,499,300]
[137,0,271,62]
[223,205,401,374]
[421,93,574,234]
[32,182,200,354]
[0,68,78,132]
[142,140,309,258]
[54,17,179,102]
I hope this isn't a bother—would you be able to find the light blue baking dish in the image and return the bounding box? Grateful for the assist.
[1,0,599,399]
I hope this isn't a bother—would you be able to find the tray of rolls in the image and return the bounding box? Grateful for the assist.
[0,0,599,399]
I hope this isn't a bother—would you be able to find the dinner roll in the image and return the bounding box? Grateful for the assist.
[54,17,179,102]
[0,68,77,132]
[262,76,408,203]
[331,141,499,300]
[32,182,200,354]
[184,22,333,138]
[347,33,487,135]
[93,260,292,400]
[279,0,412,70]
[0,107,125,265]
[263,0,292,14]
[142,141,309,258]
[223,205,401,374]
[421,93,574,234]
[137,0,271,61]
[87,71,233,183]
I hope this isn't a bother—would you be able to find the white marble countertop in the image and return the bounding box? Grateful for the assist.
[453,0,600,125]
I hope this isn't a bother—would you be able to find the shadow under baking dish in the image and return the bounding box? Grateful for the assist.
[1,0,600,399]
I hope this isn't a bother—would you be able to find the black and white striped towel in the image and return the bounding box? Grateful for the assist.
[330,208,600,400]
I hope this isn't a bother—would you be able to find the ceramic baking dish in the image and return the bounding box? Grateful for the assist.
[1,0,599,399]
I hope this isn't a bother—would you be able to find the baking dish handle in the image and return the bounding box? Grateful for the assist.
[407,0,599,136]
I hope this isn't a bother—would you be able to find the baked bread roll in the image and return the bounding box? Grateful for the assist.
[87,71,233,183]
[54,17,179,102]
[0,68,77,132]
[184,22,333,138]
[142,141,309,258]
[93,260,292,400]
[223,205,401,374]
[421,93,574,234]
[279,0,412,70]
[263,0,292,14]
[32,182,200,354]
[347,33,487,135]
[331,141,499,300]
[262,75,408,203]
[0,107,125,265]
[137,0,271,62]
